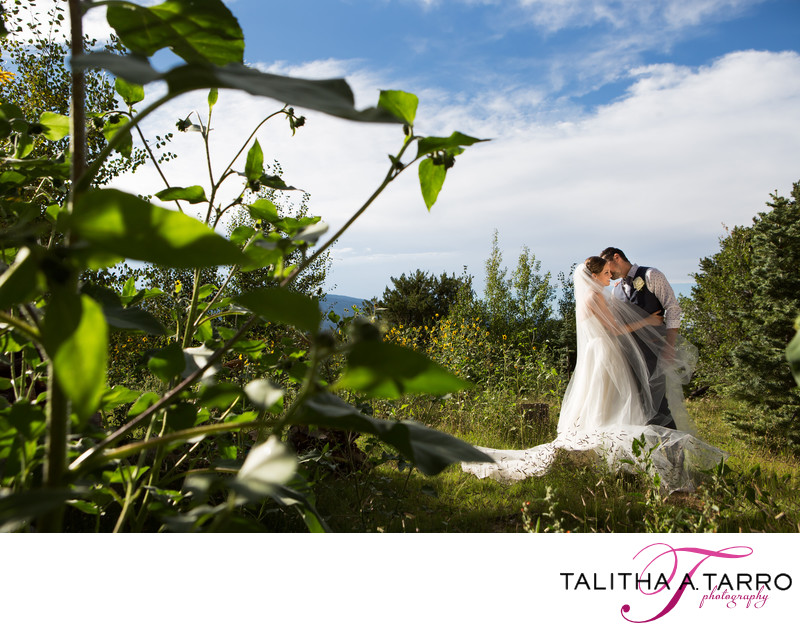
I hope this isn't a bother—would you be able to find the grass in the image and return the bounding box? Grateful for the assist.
[277,392,800,533]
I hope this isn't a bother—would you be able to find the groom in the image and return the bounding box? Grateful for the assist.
[600,247,680,430]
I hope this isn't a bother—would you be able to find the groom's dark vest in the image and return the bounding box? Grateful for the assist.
[625,266,663,315]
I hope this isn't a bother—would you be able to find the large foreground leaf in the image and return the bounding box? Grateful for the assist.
[416,132,487,159]
[419,158,446,211]
[42,292,108,422]
[70,189,248,268]
[72,53,401,124]
[294,393,493,475]
[236,287,321,332]
[336,340,472,398]
[106,0,244,66]
[0,247,44,311]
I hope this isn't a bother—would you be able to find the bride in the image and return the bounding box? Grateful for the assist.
[461,256,725,491]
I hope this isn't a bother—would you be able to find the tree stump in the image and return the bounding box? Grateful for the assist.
[517,402,549,444]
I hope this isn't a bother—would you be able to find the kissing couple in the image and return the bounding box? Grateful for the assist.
[462,247,725,491]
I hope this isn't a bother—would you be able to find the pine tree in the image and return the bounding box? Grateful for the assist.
[684,180,800,450]
[681,224,753,390]
[727,181,800,447]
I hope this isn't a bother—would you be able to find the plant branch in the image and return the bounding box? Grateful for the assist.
[280,134,417,289]
[68,312,261,475]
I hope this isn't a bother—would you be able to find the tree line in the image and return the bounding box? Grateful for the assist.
[376,186,800,453]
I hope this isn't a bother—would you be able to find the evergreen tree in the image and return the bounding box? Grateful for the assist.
[379,269,466,327]
[681,224,753,390]
[683,180,800,450]
[727,181,800,447]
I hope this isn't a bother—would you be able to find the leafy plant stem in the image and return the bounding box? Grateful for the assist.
[0,311,42,344]
[113,412,159,533]
[68,313,262,475]
[280,134,416,289]
[132,411,170,532]
[91,417,263,465]
[74,92,172,194]
[40,0,87,533]
[133,118,184,213]
[181,268,202,348]
[40,362,68,532]
[192,261,241,328]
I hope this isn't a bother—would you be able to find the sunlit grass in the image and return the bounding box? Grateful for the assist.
[296,391,800,533]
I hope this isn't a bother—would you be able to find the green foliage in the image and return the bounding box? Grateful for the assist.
[681,224,753,390]
[482,230,555,345]
[0,1,153,195]
[683,180,800,452]
[0,0,489,532]
[378,269,468,328]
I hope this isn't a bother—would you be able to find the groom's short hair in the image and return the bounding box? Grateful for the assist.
[601,247,629,262]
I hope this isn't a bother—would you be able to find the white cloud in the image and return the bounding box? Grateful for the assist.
[112,49,800,299]
[511,0,762,32]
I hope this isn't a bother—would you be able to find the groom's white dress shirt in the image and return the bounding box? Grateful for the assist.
[612,263,682,330]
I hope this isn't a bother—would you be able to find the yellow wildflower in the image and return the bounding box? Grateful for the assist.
[0,69,14,85]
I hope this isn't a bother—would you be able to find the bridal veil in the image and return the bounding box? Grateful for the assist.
[461,264,725,491]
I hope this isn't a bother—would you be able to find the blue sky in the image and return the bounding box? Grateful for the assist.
[93,0,800,300]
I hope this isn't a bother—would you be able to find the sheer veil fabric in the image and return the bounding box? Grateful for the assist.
[461,264,725,491]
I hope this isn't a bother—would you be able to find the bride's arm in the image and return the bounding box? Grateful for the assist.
[588,293,662,334]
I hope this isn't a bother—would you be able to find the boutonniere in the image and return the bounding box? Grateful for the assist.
[632,277,645,291]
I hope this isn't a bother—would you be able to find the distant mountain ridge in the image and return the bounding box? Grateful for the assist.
[319,293,368,320]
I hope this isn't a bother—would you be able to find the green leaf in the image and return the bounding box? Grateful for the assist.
[73,53,400,124]
[70,189,248,268]
[240,241,284,273]
[787,316,800,387]
[257,174,295,191]
[416,132,487,159]
[115,77,145,106]
[128,392,161,418]
[103,115,133,158]
[100,385,143,412]
[236,287,321,332]
[14,132,33,159]
[120,283,164,308]
[106,0,244,66]
[148,342,186,383]
[295,393,493,475]
[337,340,472,399]
[419,158,446,211]
[235,435,297,494]
[166,402,198,431]
[378,90,418,126]
[0,488,84,533]
[245,139,264,182]
[39,112,70,141]
[42,292,108,422]
[230,225,255,245]
[0,247,44,311]
[244,379,284,412]
[182,344,218,384]
[82,283,167,335]
[247,199,279,223]
[197,382,242,410]
[155,185,208,204]
[103,304,168,336]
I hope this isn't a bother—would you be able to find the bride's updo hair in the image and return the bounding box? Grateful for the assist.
[584,256,607,275]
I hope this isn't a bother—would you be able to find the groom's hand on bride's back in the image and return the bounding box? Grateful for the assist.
[646,310,663,326]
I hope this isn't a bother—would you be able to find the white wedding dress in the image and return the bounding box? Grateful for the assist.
[461,265,726,492]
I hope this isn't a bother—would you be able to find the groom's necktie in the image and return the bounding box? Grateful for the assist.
[621,276,633,298]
